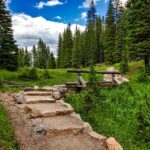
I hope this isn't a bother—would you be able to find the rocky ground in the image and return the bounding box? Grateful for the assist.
[0,85,123,150]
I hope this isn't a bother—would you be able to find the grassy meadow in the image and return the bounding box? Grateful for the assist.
[66,61,150,150]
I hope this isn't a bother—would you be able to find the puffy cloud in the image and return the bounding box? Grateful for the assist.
[12,13,85,56]
[105,0,127,5]
[81,12,87,20]
[35,0,65,9]
[54,16,62,20]
[79,0,100,8]
[80,0,127,8]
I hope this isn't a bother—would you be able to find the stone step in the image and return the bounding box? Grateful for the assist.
[24,102,74,118]
[40,133,107,150]
[24,95,56,104]
[32,115,85,136]
[24,91,52,96]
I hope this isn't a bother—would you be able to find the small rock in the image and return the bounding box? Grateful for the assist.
[52,91,62,100]
[15,92,25,104]
[106,137,123,150]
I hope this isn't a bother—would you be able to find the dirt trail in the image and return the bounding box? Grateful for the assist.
[0,85,123,150]
[0,91,107,150]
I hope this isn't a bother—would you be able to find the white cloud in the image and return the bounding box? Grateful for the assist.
[35,0,65,9]
[105,0,127,5]
[79,0,100,8]
[54,16,62,20]
[80,0,127,8]
[81,12,87,20]
[12,13,85,56]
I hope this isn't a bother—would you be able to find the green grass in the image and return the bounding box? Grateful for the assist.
[66,61,150,150]
[0,105,19,150]
[0,65,107,91]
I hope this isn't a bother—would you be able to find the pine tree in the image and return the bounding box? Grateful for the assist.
[61,24,73,68]
[37,39,50,69]
[18,47,25,67]
[72,27,81,68]
[85,0,97,66]
[105,0,116,64]
[126,0,150,73]
[32,45,37,67]
[96,16,102,63]
[47,53,56,69]
[117,10,128,73]
[113,0,124,63]
[56,34,62,68]
[0,0,18,70]
[24,47,31,66]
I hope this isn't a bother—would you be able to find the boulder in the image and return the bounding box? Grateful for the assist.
[15,92,25,104]
[106,137,123,150]
[52,91,63,100]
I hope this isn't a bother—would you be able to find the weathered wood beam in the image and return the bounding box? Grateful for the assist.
[67,70,120,74]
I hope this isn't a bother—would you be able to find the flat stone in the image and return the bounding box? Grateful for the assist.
[24,102,74,118]
[24,95,56,104]
[24,91,52,96]
[32,115,84,136]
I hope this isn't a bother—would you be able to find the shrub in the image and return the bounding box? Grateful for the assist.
[19,67,39,80]
[132,72,150,83]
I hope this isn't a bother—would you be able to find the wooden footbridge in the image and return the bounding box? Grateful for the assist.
[66,69,121,90]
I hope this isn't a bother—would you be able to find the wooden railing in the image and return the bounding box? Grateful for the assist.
[66,70,120,89]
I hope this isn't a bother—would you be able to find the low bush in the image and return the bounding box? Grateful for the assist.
[19,67,39,81]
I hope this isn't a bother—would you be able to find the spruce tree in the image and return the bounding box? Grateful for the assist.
[0,0,18,70]
[126,0,150,73]
[85,0,97,66]
[32,45,37,67]
[117,10,128,73]
[113,0,124,63]
[105,0,116,64]
[96,16,102,63]
[72,27,81,68]
[47,53,56,69]
[61,24,73,68]
[37,39,50,69]
[56,34,62,68]
[18,47,25,67]
[24,47,31,66]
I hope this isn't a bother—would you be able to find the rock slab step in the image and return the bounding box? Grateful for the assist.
[32,115,84,136]
[24,102,74,118]
[24,95,56,104]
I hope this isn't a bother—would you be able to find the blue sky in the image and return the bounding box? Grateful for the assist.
[6,0,126,55]
[8,0,108,25]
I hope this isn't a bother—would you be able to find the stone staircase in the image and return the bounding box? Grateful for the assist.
[15,86,123,150]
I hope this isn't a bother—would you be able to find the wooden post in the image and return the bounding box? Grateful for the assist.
[112,74,116,85]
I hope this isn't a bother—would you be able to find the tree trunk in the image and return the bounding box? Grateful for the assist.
[144,55,150,73]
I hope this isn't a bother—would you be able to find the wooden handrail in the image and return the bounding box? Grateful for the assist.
[67,70,120,74]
